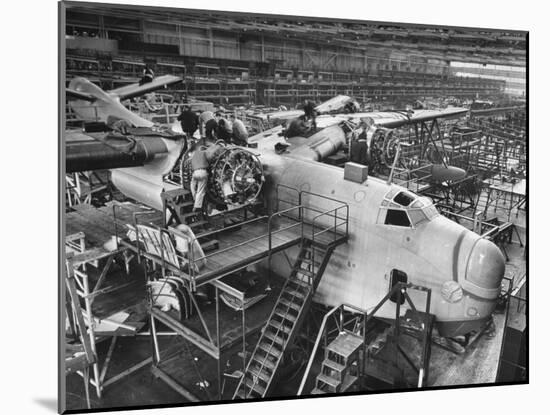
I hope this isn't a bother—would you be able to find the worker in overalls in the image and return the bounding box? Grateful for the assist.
[190,146,210,213]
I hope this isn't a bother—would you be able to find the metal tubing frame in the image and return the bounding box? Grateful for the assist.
[298,282,432,395]
[115,184,351,400]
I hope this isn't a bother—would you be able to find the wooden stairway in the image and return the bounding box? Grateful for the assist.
[233,241,334,399]
[311,331,363,394]
[162,187,219,252]
[162,188,209,231]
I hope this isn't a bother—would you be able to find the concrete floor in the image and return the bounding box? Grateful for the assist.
[66,337,186,410]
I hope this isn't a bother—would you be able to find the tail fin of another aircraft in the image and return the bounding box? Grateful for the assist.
[108,75,182,101]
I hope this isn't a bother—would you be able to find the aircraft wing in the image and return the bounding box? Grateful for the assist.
[65,128,178,173]
[253,95,355,123]
[351,107,469,129]
[249,107,470,145]
[470,105,525,116]
[108,75,183,101]
[67,88,96,102]
[315,95,353,113]
[253,109,304,122]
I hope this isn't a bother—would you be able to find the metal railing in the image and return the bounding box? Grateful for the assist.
[298,281,432,394]
[440,209,500,238]
[392,163,434,193]
[117,186,348,290]
[297,303,367,395]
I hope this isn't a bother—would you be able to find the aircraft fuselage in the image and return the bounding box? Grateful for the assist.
[256,135,505,337]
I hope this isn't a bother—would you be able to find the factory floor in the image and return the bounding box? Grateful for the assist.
[66,336,187,410]
[64,188,527,411]
[64,300,513,411]
[65,247,523,411]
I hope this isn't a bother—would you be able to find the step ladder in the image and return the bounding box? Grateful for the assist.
[233,242,334,399]
[162,187,217,250]
[311,331,363,394]
[162,188,195,227]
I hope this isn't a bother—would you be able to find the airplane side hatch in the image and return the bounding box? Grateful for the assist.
[389,269,408,304]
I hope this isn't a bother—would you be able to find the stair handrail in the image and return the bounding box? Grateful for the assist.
[300,190,349,243]
[297,303,366,395]
[299,283,432,395]
[310,204,349,248]
[267,204,306,286]
[275,183,301,213]
[235,237,312,399]
[297,304,340,395]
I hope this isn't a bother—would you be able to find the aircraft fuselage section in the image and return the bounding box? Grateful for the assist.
[258,149,504,337]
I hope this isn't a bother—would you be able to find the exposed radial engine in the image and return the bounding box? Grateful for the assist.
[183,144,265,208]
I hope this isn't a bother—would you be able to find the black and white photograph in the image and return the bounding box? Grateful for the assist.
[58,1,528,413]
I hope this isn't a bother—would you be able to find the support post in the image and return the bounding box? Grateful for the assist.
[241,306,247,397]
[215,286,222,400]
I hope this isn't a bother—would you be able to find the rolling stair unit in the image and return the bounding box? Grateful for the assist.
[233,241,337,399]
[298,282,433,396]
[312,331,363,394]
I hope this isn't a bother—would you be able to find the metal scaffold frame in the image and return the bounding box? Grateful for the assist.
[112,186,349,401]
[298,281,433,395]
[65,171,110,207]
[64,232,147,401]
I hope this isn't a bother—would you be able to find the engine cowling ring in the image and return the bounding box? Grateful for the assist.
[207,147,265,206]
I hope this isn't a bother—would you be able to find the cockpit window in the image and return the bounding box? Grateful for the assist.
[422,204,439,221]
[394,191,415,207]
[385,209,411,227]
[380,188,440,227]
[408,208,428,226]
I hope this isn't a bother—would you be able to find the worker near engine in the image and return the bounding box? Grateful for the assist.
[139,66,154,86]
[230,114,248,146]
[350,122,369,166]
[284,115,309,138]
[177,105,199,139]
[204,111,219,141]
[216,113,233,143]
[198,110,215,137]
[190,145,210,213]
[303,99,317,130]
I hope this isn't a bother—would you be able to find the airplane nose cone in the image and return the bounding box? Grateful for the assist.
[465,239,505,294]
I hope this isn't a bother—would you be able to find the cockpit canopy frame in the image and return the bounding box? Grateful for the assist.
[378,188,439,228]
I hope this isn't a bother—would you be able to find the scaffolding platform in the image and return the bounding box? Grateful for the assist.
[123,213,347,289]
[151,277,286,401]
[121,188,350,402]
[65,203,159,399]
[482,177,526,222]
[67,202,161,249]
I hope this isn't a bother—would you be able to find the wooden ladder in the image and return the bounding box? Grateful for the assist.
[233,241,332,399]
